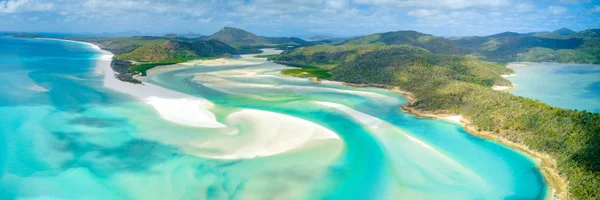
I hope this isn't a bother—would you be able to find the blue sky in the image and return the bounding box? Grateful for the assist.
[1,0,599,37]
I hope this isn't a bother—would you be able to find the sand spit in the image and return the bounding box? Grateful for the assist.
[52,39,227,128]
[145,58,262,76]
[145,48,283,76]
[195,109,341,159]
[59,40,340,159]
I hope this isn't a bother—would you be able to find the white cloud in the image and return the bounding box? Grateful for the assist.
[326,0,347,9]
[547,6,567,15]
[198,17,212,23]
[0,0,598,37]
[489,12,502,17]
[407,9,438,17]
[0,0,54,13]
[514,3,534,12]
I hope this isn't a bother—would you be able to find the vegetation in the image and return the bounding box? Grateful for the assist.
[109,39,237,75]
[345,30,470,54]
[281,68,331,79]
[117,40,237,62]
[110,59,141,84]
[127,60,187,76]
[515,38,600,64]
[452,29,600,64]
[69,36,169,54]
[276,44,600,199]
[207,27,306,48]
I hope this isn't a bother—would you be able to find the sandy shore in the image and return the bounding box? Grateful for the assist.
[328,81,568,200]
[507,62,536,68]
[55,40,227,128]
[492,83,516,91]
[195,109,341,159]
[145,58,262,76]
[501,74,518,78]
[145,48,283,76]
[395,90,568,200]
[315,101,384,129]
[71,41,341,159]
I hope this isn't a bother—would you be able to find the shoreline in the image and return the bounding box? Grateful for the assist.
[44,38,228,128]
[341,82,568,200]
[34,38,568,197]
[145,48,282,76]
[54,39,340,159]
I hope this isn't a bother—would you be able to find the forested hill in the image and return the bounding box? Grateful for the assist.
[207,27,306,47]
[344,30,470,55]
[329,28,600,64]
[117,40,238,62]
[273,44,600,199]
[451,28,600,64]
[67,36,171,55]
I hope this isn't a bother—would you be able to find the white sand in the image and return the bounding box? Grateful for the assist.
[144,97,225,128]
[200,79,395,101]
[492,85,513,91]
[146,48,283,76]
[439,115,463,124]
[314,101,487,188]
[239,48,284,59]
[27,84,49,92]
[204,67,276,78]
[53,40,340,159]
[507,62,534,68]
[501,74,517,78]
[194,109,341,159]
[314,101,384,129]
[145,58,262,76]
[81,40,338,158]
[70,41,227,128]
[319,80,345,86]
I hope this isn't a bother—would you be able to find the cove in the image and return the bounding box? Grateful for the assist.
[506,62,600,113]
[0,37,547,199]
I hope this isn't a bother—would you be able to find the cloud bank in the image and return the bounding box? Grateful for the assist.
[0,0,598,37]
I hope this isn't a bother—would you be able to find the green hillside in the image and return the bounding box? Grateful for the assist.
[574,29,600,38]
[345,30,470,54]
[208,27,269,45]
[207,27,306,47]
[117,39,238,62]
[70,36,169,54]
[553,28,576,36]
[451,31,600,63]
[275,44,600,199]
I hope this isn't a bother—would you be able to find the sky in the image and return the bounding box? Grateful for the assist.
[1,0,599,38]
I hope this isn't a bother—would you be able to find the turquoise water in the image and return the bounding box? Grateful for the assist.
[0,37,547,199]
[507,62,600,113]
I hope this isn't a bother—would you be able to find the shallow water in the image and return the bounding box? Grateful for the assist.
[507,62,600,113]
[0,37,547,199]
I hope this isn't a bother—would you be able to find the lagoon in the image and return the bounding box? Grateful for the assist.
[0,37,547,199]
[506,62,600,113]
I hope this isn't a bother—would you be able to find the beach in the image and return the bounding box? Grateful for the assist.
[30,39,554,198]
[397,88,568,200]
[82,43,342,159]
